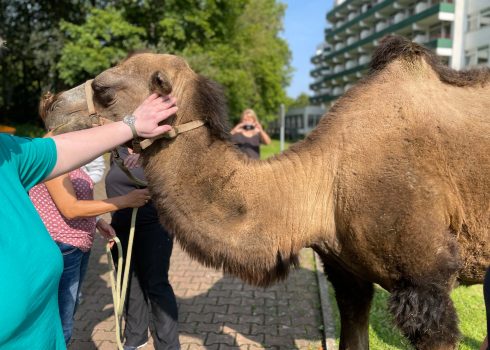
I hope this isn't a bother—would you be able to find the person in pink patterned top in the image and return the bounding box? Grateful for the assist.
[30,158,150,346]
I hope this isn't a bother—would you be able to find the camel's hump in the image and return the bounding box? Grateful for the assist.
[369,35,490,88]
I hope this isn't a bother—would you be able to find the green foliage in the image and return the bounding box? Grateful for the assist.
[58,8,145,86]
[327,283,485,349]
[1,0,292,126]
[260,139,290,159]
[290,93,311,108]
[119,0,247,50]
[13,122,46,138]
[160,0,291,124]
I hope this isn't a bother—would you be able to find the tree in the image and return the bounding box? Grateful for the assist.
[0,0,94,122]
[1,0,291,126]
[179,0,292,124]
[289,93,311,108]
[57,7,145,86]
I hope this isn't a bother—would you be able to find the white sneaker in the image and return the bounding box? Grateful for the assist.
[123,342,148,350]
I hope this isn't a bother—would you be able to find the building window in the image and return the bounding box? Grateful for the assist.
[465,52,475,66]
[465,46,490,67]
[477,46,489,65]
[467,13,478,31]
[481,8,490,28]
[467,7,490,32]
[439,56,449,65]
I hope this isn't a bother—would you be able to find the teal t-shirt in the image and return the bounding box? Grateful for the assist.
[0,134,65,349]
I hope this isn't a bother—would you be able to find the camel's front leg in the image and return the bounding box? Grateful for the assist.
[321,257,374,350]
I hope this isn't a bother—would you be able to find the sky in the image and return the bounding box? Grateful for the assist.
[282,0,334,98]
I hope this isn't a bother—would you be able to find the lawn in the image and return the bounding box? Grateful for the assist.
[328,283,485,349]
[260,138,291,159]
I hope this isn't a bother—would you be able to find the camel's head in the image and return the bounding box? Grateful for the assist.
[40,53,229,138]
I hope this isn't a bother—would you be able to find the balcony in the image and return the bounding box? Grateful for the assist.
[326,0,399,40]
[345,60,357,69]
[415,2,430,13]
[360,28,373,39]
[376,21,388,31]
[348,12,358,21]
[413,34,428,43]
[359,55,370,64]
[425,37,452,49]
[323,2,455,63]
[314,76,324,84]
[318,88,331,95]
[394,12,406,23]
[347,36,358,45]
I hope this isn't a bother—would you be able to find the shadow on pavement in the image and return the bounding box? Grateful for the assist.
[70,237,324,350]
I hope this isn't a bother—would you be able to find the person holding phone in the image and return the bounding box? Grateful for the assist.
[230,108,271,159]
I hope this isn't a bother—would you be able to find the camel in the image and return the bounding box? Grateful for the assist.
[40,35,489,350]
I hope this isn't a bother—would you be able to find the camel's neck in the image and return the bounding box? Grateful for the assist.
[144,128,336,286]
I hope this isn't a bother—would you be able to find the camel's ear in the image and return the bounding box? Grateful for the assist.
[150,71,173,96]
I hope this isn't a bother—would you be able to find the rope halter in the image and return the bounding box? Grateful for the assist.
[84,80,205,151]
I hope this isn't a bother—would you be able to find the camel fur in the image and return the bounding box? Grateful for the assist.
[41,35,490,350]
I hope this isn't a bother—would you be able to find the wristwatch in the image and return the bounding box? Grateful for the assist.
[123,115,138,139]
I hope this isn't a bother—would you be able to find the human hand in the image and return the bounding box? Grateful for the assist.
[254,122,263,132]
[96,218,116,240]
[123,188,151,208]
[124,153,141,169]
[133,94,178,138]
[231,122,246,135]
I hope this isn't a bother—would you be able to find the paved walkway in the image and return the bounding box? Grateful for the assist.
[69,179,325,350]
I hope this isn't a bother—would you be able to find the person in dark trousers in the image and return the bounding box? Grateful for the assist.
[106,146,180,350]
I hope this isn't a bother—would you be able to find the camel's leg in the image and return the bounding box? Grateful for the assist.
[389,281,460,350]
[322,259,374,350]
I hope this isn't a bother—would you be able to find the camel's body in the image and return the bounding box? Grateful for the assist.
[43,36,489,350]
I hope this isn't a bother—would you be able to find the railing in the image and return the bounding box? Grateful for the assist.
[323,3,455,62]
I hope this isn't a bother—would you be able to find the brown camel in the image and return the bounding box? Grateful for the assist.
[41,35,489,350]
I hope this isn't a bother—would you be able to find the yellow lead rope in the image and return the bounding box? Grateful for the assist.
[106,207,138,350]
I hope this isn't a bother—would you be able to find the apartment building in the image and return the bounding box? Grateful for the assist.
[310,0,490,106]
[268,105,326,140]
[453,0,490,68]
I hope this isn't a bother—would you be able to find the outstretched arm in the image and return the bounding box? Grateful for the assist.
[45,173,150,219]
[47,94,177,179]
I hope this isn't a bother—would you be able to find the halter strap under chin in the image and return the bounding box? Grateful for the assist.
[139,120,206,149]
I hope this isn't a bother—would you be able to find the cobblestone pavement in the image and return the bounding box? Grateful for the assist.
[69,180,325,350]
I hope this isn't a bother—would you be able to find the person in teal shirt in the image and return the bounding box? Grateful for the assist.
[0,93,178,349]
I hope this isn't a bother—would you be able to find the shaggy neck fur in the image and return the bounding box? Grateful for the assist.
[143,78,337,287]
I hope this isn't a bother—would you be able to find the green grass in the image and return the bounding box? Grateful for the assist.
[328,283,485,349]
[260,138,291,159]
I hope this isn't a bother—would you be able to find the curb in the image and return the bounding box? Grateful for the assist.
[314,252,337,350]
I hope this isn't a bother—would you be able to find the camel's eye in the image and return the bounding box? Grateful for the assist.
[92,82,116,107]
